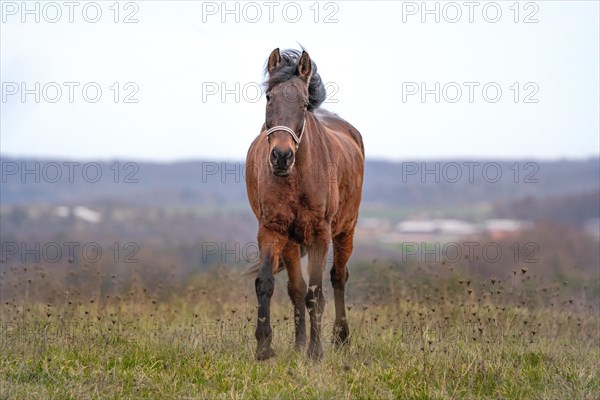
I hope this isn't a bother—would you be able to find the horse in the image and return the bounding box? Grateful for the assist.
[245,48,364,360]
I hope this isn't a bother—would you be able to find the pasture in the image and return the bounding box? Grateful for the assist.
[1,262,598,399]
[2,2,599,399]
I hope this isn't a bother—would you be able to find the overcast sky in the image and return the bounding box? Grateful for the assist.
[1,1,598,162]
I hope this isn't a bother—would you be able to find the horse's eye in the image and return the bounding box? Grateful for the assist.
[266,94,271,102]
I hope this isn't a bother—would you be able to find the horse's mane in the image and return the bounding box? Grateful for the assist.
[263,48,326,111]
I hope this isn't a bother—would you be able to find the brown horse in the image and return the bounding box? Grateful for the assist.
[245,48,364,360]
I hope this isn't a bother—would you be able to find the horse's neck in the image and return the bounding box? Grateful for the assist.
[293,114,330,187]
[294,115,314,166]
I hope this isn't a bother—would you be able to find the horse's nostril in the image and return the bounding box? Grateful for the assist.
[271,149,293,165]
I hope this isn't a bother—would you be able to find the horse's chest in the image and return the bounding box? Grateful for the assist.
[261,193,329,244]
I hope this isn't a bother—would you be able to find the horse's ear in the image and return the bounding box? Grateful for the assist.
[297,51,313,83]
[267,48,281,75]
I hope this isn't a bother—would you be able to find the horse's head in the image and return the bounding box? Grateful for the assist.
[264,48,313,177]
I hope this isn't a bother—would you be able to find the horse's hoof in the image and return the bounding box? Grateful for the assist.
[333,335,350,348]
[294,336,307,352]
[333,327,350,348]
[307,343,323,361]
[256,346,275,360]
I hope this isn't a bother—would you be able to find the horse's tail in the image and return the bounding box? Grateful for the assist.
[243,259,285,276]
[243,246,307,276]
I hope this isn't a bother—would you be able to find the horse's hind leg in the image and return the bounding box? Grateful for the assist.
[331,231,353,347]
[306,233,330,360]
[283,242,307,350]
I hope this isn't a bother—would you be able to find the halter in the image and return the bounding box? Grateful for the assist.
[265,117,307,149]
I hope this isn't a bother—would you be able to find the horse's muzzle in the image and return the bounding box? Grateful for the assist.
[270,148,294,177]
[272,168,291,177]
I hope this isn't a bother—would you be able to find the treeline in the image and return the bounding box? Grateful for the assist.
[1,157,598,208]
[2,223,597,306]
[493,190,599,226]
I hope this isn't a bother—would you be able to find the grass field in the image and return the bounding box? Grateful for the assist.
[1,264,599,399]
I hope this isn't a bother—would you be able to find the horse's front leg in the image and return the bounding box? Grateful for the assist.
[306,231,330,361]
[255,228,284,360]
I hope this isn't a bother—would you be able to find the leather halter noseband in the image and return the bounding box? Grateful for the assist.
[265,117,306,149]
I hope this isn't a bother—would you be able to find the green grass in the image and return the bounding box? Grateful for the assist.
[1,266,598,399]
[358,203,494,222]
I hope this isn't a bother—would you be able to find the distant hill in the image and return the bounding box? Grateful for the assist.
[1,157,597,274]
[1,157,598,209]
